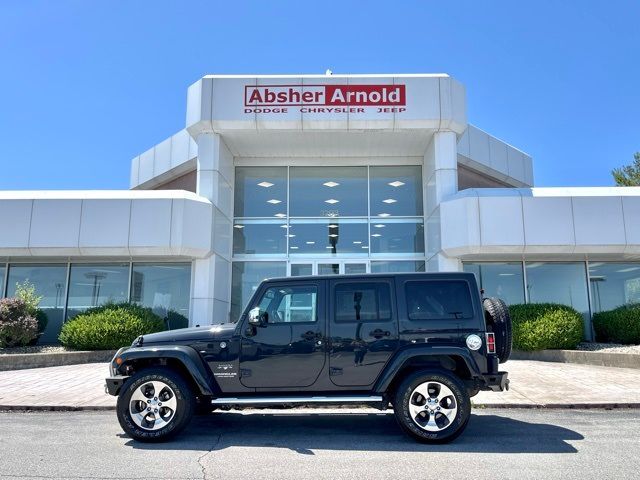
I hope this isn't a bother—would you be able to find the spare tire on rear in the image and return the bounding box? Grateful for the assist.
[483,297,512,363]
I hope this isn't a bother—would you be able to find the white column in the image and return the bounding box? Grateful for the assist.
[424,131,461,272]
[189,133,234,325]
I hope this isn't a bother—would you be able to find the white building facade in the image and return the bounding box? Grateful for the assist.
[1,73,639,342]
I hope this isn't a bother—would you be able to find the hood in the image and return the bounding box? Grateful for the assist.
[138,323,237,345]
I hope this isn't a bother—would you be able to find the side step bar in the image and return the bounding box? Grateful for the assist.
[211,395,383,405]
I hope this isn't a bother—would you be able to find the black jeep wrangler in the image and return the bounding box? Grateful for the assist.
[106,272,511,443]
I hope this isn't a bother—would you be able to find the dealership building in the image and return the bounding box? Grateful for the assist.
[1,73,639,343]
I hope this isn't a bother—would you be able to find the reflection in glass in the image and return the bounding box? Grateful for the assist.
[369,219,425,255]
[370,166,423,217]
[0,265,5,297]
[588,262,640,312]
[233,221,287,256]
[291,264,313,277]
[289,219,368,256]
[6,264,67,344]
[231,261,286,322]
[234,167,287,218]
[370,261,426,273]
[66,264,129,318]
[289,166,367,217]
[344,263,367,274]
[131,264,191,326]
[318,264,340,275]
[526,262,589,338]
[463,262,525,305]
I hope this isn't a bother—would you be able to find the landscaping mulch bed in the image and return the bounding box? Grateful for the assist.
[0,346,69,356]
[576,342,640,355]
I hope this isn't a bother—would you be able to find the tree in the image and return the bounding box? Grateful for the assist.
[612,152,640,186]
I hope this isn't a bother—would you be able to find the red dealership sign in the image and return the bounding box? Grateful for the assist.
[244,84,406,107]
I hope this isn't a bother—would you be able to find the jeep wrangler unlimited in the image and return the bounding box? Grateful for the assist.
[106,272,511,443]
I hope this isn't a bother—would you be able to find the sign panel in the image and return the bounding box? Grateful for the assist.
[244,84,406,114]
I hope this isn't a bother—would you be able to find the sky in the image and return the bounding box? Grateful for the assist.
[0,0,638,190]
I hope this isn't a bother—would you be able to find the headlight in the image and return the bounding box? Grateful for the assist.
[466,334,483,351]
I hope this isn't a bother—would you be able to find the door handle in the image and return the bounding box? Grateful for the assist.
[370,329,391,339]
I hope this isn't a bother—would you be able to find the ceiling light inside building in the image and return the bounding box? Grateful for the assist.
[371,233,381,237]
[388,181,405,187]
[274,213,286,218]
[329,234,338,238]
[328,224,338,228]
[374,224,386,228]
[325,199,339,204]
[323,181,340,187]
[378,213,391,217]
[383,199,397,204]
[306,241,315,245]
[617,267,640,273]
[353,241,362,244]
[361,246,369,249]
[233,225,244,229]
[257,181,274,188]
[288,234,296,238]
[290,246,299,250]
[267,199,282,204]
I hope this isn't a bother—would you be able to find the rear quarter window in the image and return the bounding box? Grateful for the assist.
[405,280,474,320]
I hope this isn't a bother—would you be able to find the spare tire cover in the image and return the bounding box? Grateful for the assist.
[483,297,513,364]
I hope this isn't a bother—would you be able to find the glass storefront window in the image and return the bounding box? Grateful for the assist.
[234,167,287,218]
[233,220,287,256]
[588,262,640,312]
[369,219,424,255]
[288,219,369,256]
[370,166,423,217]
[131,263,191,327]
[6,264,67,344]
[463,262,525,305]
[0,265,5,297]
[66,264,129,318]
[370,261,426,273]
[289,166,367,217]
[525,262,590,337]
[230,261,287,322]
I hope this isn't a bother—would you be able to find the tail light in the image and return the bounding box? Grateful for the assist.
[486,332,496,354]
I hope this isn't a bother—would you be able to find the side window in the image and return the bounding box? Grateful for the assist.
[405,280,474,320]
[258,285,317,323]
[334,282,391,322]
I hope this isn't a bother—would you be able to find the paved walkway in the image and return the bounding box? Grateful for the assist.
[0,360,638,410]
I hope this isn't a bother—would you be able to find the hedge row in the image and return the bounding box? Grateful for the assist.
[593,304,640,344]
[509,303,584,351]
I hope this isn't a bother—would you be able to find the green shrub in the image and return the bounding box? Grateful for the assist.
[509,303,584,351]
[59,302,165,350]
[593,304,640,344]
[14,281,47,341]
[0,298,39,347]
[165,310,189,330]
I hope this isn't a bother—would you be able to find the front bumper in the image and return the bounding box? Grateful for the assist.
[105,376,130,396]
[479,371,509,392]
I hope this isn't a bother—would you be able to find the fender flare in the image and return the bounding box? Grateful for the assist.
[118,345,216,396]
[373,346,482,393]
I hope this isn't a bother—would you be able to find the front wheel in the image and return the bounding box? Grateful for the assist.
[393,370,471,443]
[117,367,195,442]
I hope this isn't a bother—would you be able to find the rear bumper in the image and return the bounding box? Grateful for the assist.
[105,376,129,396]
[479,371,509,392]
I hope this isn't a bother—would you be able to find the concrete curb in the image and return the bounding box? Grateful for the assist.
[3,403,640,412]
[0,350,116,371]
[511,349,640,369]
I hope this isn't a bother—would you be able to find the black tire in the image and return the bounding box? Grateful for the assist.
[117,367,195,442]
[393,370,471,443]
[483,297,513,363]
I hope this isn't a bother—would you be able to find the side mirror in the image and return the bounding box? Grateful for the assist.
[248,307,266,327]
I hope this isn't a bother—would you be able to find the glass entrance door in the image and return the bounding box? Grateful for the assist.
[289,261,368,276]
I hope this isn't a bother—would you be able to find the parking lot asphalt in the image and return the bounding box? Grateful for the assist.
[0,408,639,479]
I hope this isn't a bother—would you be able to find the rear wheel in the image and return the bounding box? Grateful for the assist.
[483,297,513,363]
[393,370,471,443]
[117,367,195,442]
